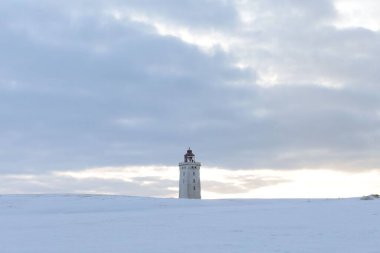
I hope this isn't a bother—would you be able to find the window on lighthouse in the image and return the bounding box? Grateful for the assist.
[193,186,196,191]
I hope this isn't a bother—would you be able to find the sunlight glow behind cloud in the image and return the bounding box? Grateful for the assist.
[334,0,380,31]
[107,9,234,53]
[1,166,379,199]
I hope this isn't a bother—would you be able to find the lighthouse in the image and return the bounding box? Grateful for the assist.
[179,148,201,199]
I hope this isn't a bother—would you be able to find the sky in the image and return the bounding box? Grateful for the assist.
[1,0,380,198]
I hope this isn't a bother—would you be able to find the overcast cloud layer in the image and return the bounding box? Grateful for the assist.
[1,0,380,174]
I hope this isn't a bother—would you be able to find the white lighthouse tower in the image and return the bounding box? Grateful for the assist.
[179,148,201,199]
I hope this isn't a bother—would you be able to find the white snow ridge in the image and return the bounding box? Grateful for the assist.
[0,195,379,253]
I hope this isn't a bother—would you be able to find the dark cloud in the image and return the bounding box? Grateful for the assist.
[0,0,380,174]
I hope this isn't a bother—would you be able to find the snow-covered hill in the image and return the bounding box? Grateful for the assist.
[0,195,378,253]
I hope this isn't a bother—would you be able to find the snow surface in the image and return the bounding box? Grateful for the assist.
[0,195,379,253]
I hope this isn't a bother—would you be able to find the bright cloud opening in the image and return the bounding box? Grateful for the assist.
[0,166,378,199]
[334,0,380,31]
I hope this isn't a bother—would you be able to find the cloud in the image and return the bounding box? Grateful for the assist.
[0,0,380,176]
[203,176,287,195]
[0,166,178,197]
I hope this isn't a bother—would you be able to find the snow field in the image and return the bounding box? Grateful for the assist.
[0,195,378,253]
